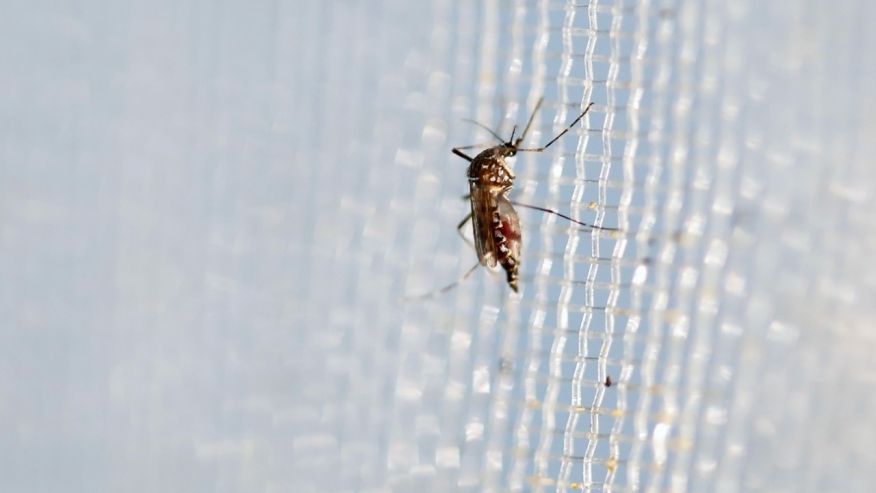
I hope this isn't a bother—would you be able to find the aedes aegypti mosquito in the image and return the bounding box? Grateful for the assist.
[408,98,617,299]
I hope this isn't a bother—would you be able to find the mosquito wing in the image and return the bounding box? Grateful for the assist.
[469,184,498,268]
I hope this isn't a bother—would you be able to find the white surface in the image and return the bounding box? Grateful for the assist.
[2,1,876,492]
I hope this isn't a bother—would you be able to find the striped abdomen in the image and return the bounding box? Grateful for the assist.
[492,196,521,292]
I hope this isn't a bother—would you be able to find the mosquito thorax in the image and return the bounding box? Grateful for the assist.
[467,145,517,189]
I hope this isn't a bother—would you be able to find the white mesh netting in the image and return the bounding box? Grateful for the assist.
[292,1,876,491]
[2,0,876,492]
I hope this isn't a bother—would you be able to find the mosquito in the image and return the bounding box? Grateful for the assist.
[408,98,616,299]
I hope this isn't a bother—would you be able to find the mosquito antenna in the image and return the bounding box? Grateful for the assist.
[508,199,620,233]
[517,102,595,152]
[452,141,503,151]
[401,262,481,301]
[516,97,544,147]
[508,124,518,145]
[462,119,505,143]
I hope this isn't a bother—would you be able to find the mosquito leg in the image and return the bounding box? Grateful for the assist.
[456,212,475,250]
[516,101,595,153]
[507,199,619,232]
[401,261,481,301]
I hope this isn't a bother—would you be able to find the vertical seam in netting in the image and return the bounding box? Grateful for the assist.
[592,1,633,490]
[594,0,623,489]
[549,0,604,491]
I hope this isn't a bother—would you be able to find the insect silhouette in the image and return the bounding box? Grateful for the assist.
[408,98,615,299]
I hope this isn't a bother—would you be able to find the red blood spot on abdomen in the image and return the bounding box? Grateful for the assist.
[500,216,521,242]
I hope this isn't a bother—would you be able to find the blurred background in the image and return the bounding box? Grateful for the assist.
[2,1,876,492]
